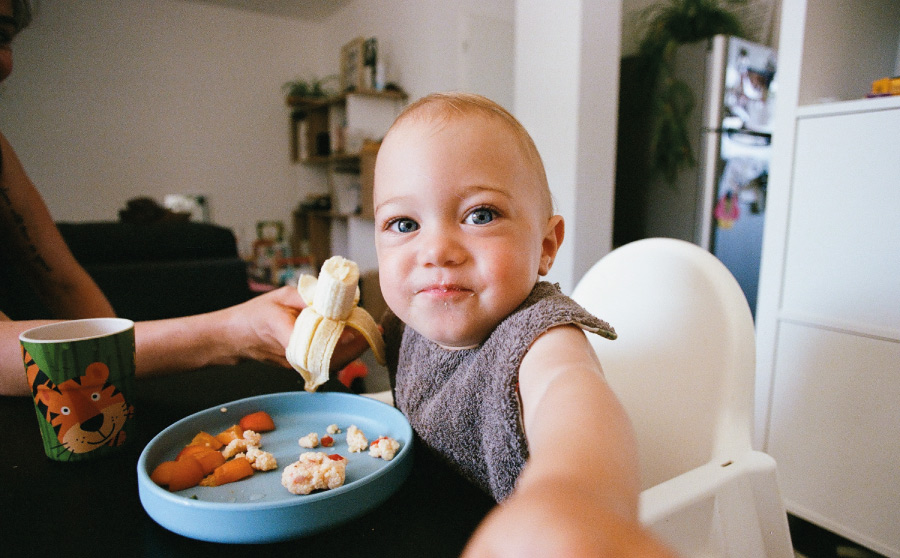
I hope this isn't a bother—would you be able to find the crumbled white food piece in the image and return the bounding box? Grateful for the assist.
[220,407,228,413]
[244,446,277,471]
[281,452,347,495]
[368,436,401,461]
[346,425,368,453]
[326,424,341,435]
[222,439,251,458]
[221,429,262,458]
[298,432,319,448]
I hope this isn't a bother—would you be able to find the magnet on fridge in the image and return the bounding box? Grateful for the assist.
[715,191,739,229]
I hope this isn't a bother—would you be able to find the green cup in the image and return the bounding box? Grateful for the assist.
[20,318,136,462]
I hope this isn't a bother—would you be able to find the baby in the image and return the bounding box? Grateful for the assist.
[370,93,674,557]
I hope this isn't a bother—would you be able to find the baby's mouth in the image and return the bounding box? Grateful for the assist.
[416,284,474,299]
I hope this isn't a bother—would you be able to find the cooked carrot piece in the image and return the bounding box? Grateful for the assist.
[239,411,275,432]
[166,458,206,492]
[196,451,226,475]
[215,424,244,445]
[150,460,178,486]
[177,444,212,461]
[202,456,254,487]
[179,446,226,475]
[188,431,223,450]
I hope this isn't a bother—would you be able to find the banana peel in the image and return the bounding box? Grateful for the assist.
[286,256,385,392]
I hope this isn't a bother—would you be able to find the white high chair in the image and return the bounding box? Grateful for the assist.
[571,238,793,557]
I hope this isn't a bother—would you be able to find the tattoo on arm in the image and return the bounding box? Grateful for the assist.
[0,184,54,275]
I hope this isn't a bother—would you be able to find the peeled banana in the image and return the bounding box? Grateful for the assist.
[286,256,386,392]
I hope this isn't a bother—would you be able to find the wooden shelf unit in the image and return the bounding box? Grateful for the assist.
[288,90,407,269]
[289,90,408,165]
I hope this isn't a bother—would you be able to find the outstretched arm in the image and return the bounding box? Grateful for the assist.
[463,325,676,557]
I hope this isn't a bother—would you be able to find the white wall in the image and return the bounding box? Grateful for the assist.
[2,0,627,292]
[0,0,514,252]
[323,0,515,104]
[516,0,621,291]
[1,0,329,249]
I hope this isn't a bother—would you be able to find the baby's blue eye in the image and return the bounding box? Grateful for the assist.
[465,207,495,225]
[389,218,419,233]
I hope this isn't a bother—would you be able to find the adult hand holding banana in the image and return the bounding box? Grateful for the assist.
[286,256,386,392]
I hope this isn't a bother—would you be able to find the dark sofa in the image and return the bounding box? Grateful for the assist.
[1,221,253,321]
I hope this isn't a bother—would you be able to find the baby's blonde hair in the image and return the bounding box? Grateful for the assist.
[386,92,554,218]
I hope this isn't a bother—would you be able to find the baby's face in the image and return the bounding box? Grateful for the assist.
[374,114,557,348]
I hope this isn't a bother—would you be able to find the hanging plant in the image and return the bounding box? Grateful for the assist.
[636,0,745,184]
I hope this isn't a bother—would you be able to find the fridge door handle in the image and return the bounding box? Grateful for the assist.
[705,127,772,145]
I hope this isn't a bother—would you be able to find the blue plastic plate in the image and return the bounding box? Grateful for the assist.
[137,392,413,543]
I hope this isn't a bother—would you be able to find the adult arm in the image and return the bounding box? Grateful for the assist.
[0,313,57,396]
[135,285,372,377]
[2,286,372,397]
[133,286,306,375]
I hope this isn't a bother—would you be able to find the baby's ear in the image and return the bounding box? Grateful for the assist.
[539,216,565,275]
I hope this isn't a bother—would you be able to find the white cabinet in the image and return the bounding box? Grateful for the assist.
[768,322,900,555]
[781,104,900,336]
[756,1,900,556]
[765,100,900,557]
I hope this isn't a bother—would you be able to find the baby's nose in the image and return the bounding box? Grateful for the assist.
[419,228,466,267]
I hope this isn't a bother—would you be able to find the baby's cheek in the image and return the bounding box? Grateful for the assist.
[379,287,408,322]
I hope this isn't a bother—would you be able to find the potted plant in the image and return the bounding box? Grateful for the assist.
[636,0,745,184]
[282,75,339,104]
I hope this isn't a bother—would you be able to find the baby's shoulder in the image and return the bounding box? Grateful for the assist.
[503,282,616,341]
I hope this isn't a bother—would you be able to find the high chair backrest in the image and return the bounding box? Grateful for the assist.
[571,238,756,490]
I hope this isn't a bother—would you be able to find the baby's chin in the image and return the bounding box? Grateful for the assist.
[413,324,489,351]
[399,307,499,350]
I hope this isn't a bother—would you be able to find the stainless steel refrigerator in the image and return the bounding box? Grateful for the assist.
[614,35,777,316]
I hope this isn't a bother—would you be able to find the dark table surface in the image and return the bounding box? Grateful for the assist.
[2,362,495,557]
